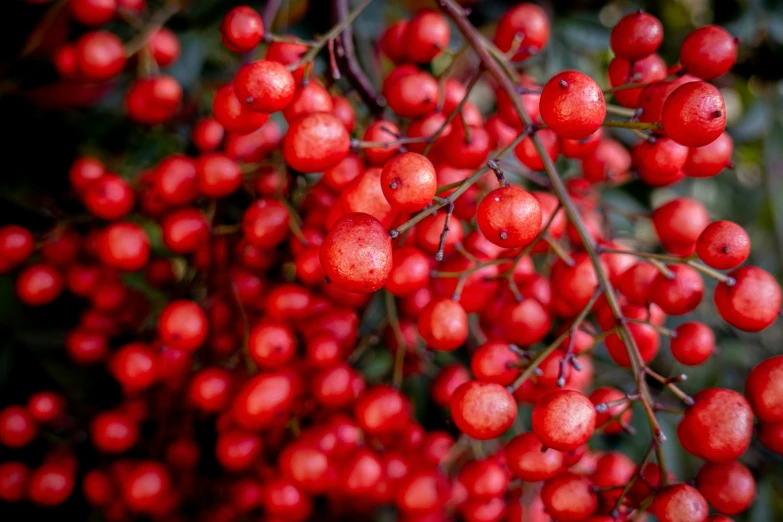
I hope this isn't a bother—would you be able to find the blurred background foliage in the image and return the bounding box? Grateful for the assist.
[1,0,783,520]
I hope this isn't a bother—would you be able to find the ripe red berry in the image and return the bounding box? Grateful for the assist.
[680,25,737,80]
[71,0,116,26]
[678,388,753,462]
[232,372,295,430]
[83,174,135,220]
[122,461,172,514]
[758,421,783,455]
[514,129,559,171]
[477,186,542,248]
[417,298,469,351]
[470,342,520,386]
[404,10,450,63]
[651,197,710,256]
[532,390,596,451]
[98,222,150,271]
[90,410,139,453]
[148,28,181,67]
[504,432,564,482]
[242,198,290,248]
[234,60,296,114]
[27,463,75,506]
[283,113,350,173]
[632,137,689,182]
[0,461,28,502]
[607,54,666,107]
[212,84,269,135]
[192,118,225,152]
[540,71,605,139]
[696,220,750,270]
[662,81,726,147]
[450,381,516,440]
[196,152,243,198]
[383,67,439,119]
[649,264,704,316]
[0,406,37,448]
[158,300,208,351]
[320,213,392,294]
[696,460,756,515]
[540,472,598,522]
[670,322,715,366]
[215,429,263,471]
[380,20,409,63]
[381,152,437,213]
[248,321,296,368]
[109,342,159,394]
[27,392,65,424]
[16,263,63,306]
[651,484,709,522]
[610,11,663,60]
[0,225,35,269]
[188,367,231,413]
[714,266,781,332]
[354,385,411,436]
[590,387,633,434]
[745,355,783,422]
[431,365,471,408]
[684,132,733,178]
[76,31,127,81]
[386,246,430,297]
[494,3,551,61]
[221,6,264,53]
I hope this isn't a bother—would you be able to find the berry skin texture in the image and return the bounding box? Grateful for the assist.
[670,322,715,366]
[678,388,753,462]
[714,266,782,332]
[493,3,550,62]
[680,25,737,80]
[696,461,756,515]
[234,60,296,114]
[158,300,208,351]
[320,213,392,294]
[662,82,726,147]
[212,84,269,135]
[685,131,734,178]
[381,152,437,213]
[651,197,710,256]
[649,264,704,316]
[221,6,264,53]
[477,186,542,248]
[745,355,783,422]
[404,10,450,64]
[540,71,606,139]
[283,113,351,173]
[418,298,469,351]
[651,484,709,522]
[532,390,596,452]
[504,432,564,482]
[232,372,294,431]
[696,221,750,270]
[607,54,666,107]
[450,381,517,440]
[540,472,598,522]
[610,12,664,61]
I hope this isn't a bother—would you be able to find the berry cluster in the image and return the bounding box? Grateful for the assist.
[1,1,781,521]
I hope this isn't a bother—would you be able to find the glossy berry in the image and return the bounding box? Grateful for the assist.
[494,3,551,61]
[0,225,35,269]
[16,264,63,306]
[383,68,439,119]
[221,6,264,53]
[404,10,450,63]
[98,222,150,271]
[540,472,598,522]
[0,406,37,448]
[685,132,734,178]
[477,186,542,248]
[651,197,710,256]
[212,84,269,135]
[540,71,605,139]
[532,390,596,451]
[649,264,704,316]
[381,152,437,213]
[158,300,208,351]
[90,410,139,453]
[27,463,75,506]
[232,372,295,431]
[590,387,633,434]
[504,432,563,482]
[610,11,664,60]
[696,221,750,270]
[71,0,116,26]
[386,246,430,297]
[234,60,297,114]
[354,385,410,436]
[83,174,135,220]
[0,461,28,502]
[652,484,709,522]
[661,82,726,147]
[696,461,756,515]
[27,392,65,424]
[320,213,392,294]
[122,461,172,514]
[678,388,753,462]
[242,199,290,248]
[283,113,350,173]
[670,322,715,366]
[607,54,666,107]
[196,152,243,198]
[680,25,737,80]
[418,298,469,351]
[745,355,783,422]
[714,266,781,332]
[450,381,516,440]
[76,31,127,81]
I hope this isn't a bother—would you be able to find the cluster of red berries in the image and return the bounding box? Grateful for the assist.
[1,1,781,521]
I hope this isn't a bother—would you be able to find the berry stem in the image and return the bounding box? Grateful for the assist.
[434,202,455,261]
[606,104,638,118]
[125,4,182,57]
[423,67,484,156]
[601,120,661,131]
[386,290,406,389]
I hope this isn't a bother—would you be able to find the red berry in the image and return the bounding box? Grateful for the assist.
[381,152,437,213]
[494,3,550,61]
[0,406,37,448]
[684,132,733,178]
[90,410,139,453]
[98,222,150,271]
[477,186,542,248]
[234,60,296,114]
[232,371,295,430]
[196,152,243,198]
[745,355,783,422]
[28,463,75,506]
[354,385,411,436]
[242,198,290,248]
[158,300,208,351]
[0,225,35,269]
[680,25,737,80]
[215,429,263,471]
[192,118,225,152]
[248,321,296,368]
[76,31,127,81]
[504,432,564,482]
[71,0,116,26]
[0,461,28,502]
[109,342,158,394]
[188,367,231,413]
[696,460,756,515]
[383,68,439,119]
[714,266,781,332]
[122,461,171,514]
[661,81,726,147]
[610,11,664,60]
[283,113,350,173]
[320,213,392,294]
[696,220,750,270]
[83,174,135,220]
[212,84,269,135]
[678,388,753,462]
[27,392,65,424]
[649,264,704,316]
[540,71,605,139]
[607,54,666,107]
[651,197,710,256]
[404,10,450,63]
[540,472,598,522]
[148,28,180,67]
[16,263,63,306]
[590,387,633,434]
[450,381,516,440]
[221,6,264,53]
[418,298,469,351]
[670,322,715,366]
[386,246,431,297]
[381,20,409,63]
[651,484,709,522]
[532,390,596,451]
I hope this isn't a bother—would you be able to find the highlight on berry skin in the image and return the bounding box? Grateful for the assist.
[1,0,781,520]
